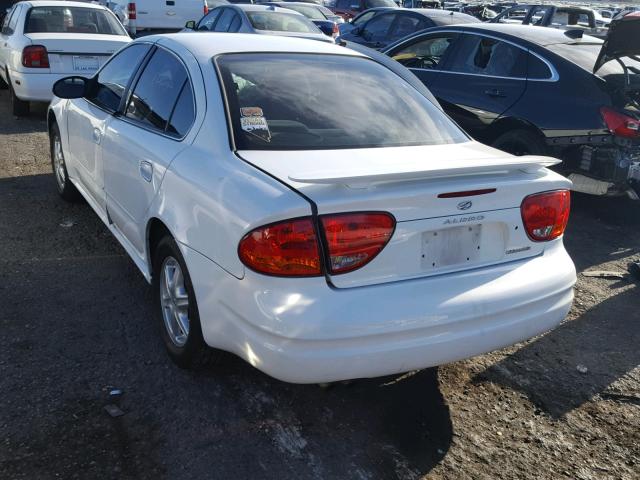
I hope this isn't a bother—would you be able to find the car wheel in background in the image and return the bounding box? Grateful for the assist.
[0,73,7,90]
[153,235,220,369]
[491,129,547,156]
[49,122,81,202]
[8,75,30,117]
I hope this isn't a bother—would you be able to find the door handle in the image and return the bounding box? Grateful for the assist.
[92,128,102,144]
[139,161,153,182]
[483,88,506,98]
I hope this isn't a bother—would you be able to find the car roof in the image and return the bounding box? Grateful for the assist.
[18,0,108,8]
[266,2,323,6]
[409,8,478,23]
[447,23,603,46]
[234,4,300,12]
[148,32,363,63]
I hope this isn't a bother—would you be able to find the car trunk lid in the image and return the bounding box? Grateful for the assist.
[24,33,129,74]
[594,12,640,73]
[238,142,571,288]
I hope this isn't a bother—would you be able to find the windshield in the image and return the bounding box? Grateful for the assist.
[24,6,126,35]
[282,5,327,20]
[247,11,318,32]
[216,53,467,150]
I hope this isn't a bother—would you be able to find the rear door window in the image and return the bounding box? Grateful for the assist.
[88,43,151,112]
[4,4,21,34]
[125,47,191,135]
[527,53,552,80]
[227,13,242,32]
[391,33,459,70]
[389,14,431,41]
[447,35,527,78]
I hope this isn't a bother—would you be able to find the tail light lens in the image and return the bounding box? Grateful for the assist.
[127,2,137,20]
[321,213,395,274]
[204,4,209,15]
[332,23,339,38]
[238,212,396,277]
[22,45,49,68]
[521,190,570,242]
[238,218,321,276]
[601,106,640,138]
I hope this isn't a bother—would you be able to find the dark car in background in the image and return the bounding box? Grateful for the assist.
[337,6,394,35]
[185,4,333,42]
[338,8,477,50]
[264,1,342,36]
[331,0,398,21]
[383,18,640,198]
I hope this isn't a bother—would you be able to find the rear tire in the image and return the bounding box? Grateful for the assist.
[0,72,7,90]
[491,129,547,156]
[50,122,81,202]
[152,235,221,369]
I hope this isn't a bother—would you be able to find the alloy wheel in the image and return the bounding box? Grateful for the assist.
[159,256,190,347]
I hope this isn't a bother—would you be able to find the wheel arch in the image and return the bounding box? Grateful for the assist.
[146,217,175,279]
[486,116,546,145]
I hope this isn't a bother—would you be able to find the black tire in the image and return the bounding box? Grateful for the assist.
[152,235,220,369]
[491,129,547,156]
[8,73,29,116]
[49,122,81,202]
[0,72,7,90]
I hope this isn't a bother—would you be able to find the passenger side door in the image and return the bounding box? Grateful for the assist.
[66,43,151,214]
[430,33,528,140]
[0,4,20,74]
[102,46,196,256]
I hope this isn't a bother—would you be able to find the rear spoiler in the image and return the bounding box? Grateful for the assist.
[594,13,640,73]
[289,156,561,186]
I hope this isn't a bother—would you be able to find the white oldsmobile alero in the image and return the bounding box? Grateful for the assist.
[47,33,577,383]
[0,0,131,116]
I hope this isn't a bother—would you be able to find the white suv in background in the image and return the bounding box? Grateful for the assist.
[0,0,130,116]
[128,0,209,32]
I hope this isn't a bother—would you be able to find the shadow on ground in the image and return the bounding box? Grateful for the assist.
[474,285,639,418]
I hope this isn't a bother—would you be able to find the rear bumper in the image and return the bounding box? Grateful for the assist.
[182,240,576,384]
[8,70,75,102]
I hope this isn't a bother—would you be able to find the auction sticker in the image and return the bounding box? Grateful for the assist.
[240,107,270,142]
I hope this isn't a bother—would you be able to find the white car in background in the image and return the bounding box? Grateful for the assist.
[0,0,130,116]
[47,33,576,383]
[127,0,208,32]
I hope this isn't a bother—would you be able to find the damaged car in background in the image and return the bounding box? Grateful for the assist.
[383,13,640,198]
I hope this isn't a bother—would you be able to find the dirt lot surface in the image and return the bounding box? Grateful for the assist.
[0,91,638,480]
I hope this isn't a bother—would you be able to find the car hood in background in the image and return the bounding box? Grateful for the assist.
[594,12,640,72]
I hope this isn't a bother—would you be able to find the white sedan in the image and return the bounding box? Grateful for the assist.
[0,0,130,116]
[48,33,576,384]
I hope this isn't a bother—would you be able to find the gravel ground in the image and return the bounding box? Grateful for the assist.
[0,91,638,480]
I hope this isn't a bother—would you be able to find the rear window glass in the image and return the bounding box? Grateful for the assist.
[216,53,467,150]
[547,43,640,77]
[246,11,318,33]
[24,6,126,35]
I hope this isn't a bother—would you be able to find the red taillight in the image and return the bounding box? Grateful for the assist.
[521,190,570,242]
[127,2,137,20]
[321,212,395,274]
[238,217,321,276]
[204,4,209,15]
[22,45,49,68]
[238,212,396,277]
[332,23,339,38]
[601,106,640,139]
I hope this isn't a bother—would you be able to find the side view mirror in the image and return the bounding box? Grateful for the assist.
[185,20,196,29]
[53,76,89,99]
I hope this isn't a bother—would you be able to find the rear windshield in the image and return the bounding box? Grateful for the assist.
[24,6,126,35]
[547,43,640,77]
[246,11,318,32]
[216,53,467,150]
[281,5,327,20]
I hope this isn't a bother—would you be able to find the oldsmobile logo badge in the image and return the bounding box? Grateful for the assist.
[457,200,473,211]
